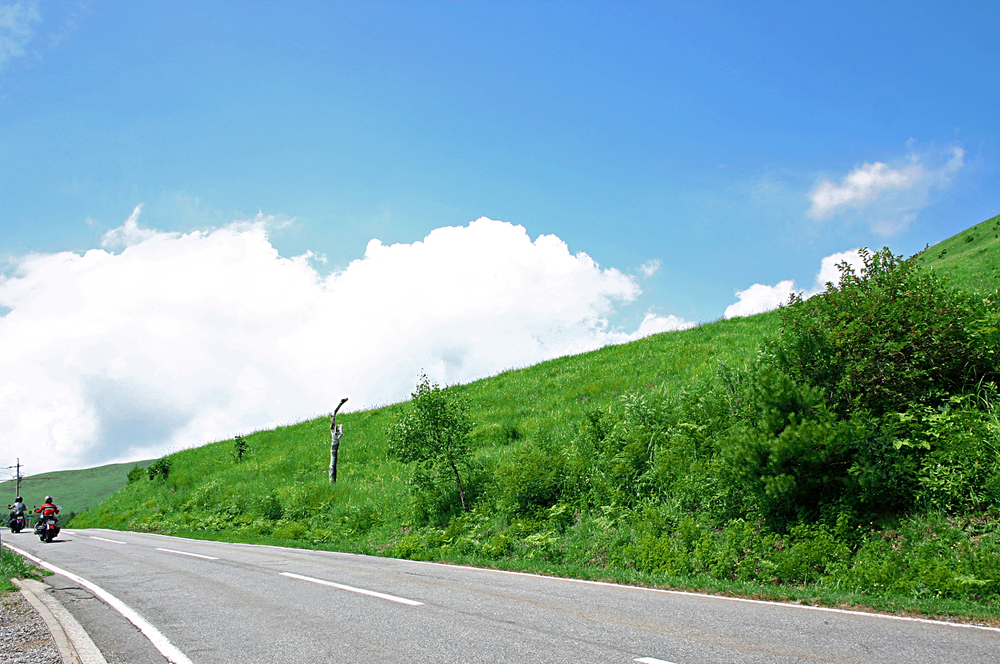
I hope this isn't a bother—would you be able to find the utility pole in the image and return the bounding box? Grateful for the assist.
[4,458,23,498]
[329,398,348,483]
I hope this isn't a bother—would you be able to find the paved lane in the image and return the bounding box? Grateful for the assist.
[5,528,999,663]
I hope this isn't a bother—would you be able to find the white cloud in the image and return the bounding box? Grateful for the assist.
[640,259,661,278]
[0,0,40,70]
[101,205,158,248]
[724,249,864,319]
[615,312,695,341]
[0,214,694,473]
[807,145,964,235]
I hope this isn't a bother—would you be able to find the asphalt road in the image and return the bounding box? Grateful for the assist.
[5,528,999,663]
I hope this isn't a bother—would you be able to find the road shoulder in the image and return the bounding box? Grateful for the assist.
[15,577,109,664]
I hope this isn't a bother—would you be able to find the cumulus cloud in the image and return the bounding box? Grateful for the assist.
[0,0,40,70]
[724,249,864,319]
[0,214,693,473]
[808,145,964,235]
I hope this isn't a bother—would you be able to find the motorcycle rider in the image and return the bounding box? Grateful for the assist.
[7,496,27,529]
[35,496,59,524]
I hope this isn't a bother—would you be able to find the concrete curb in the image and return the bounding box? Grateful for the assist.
[13,577,109,664]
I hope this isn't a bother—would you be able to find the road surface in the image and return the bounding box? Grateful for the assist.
[5,528,998,663]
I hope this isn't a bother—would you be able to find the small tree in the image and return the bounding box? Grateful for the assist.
[233,436,249,463]
[388,373,473,511]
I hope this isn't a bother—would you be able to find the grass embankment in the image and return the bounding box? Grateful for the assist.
[915,213,1000,293]
[0,547,48,594]
[76,312,778,537]
[0,459,155,521]
[74,217,1000,624]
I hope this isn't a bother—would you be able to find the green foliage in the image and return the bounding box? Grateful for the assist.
[775,247,1000,418]
[0,548,49,594]
[233,436,249,463]
[389,373,474,513]
[147,457,173,481]
[127,465,145,484]
[494,435,569,514]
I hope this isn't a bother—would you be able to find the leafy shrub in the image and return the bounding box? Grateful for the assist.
[147,457,172,481]
[774,247,1000,418]
[494,436,569,514]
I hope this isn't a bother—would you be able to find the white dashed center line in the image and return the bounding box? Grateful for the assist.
[156,547,219,560]
[90,536,127,544]
[280,572,424,606]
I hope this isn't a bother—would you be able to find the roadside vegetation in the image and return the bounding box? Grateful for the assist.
[0,548,48,594]
[72,216,1000,623]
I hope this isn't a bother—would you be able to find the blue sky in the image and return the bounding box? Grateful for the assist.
[1,1,998,472]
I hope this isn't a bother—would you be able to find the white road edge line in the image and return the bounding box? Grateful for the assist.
[15,577,108,664]
[3,542,194,664]
[635,658,678,664]
[402,558,1000,634]
[69,529,1000,634]
[156,547,219,560]
[90,536,127,544]
[280,572,424,606]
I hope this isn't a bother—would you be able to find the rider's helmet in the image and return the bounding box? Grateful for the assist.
[45,496,53,503]
[15,496,21,502]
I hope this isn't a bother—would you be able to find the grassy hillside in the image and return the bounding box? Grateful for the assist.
[73,218,1000,623]
[915,213,1000,293]
[75,312,779,535]
[1,459,154,520]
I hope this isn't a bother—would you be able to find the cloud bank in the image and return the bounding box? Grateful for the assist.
[808,145,964,235]
[0,213,692,473]
[724,249,864,319]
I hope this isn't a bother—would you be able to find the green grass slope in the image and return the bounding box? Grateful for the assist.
[915,213,1000,293]
[1,459,154,520]
[71,216,1000,624]
[75,311,779,535]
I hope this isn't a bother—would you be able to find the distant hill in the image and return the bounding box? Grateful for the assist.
[1,459,154,519]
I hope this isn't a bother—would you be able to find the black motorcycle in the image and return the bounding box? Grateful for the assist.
[34,515,60,543]
[7,513,25,533]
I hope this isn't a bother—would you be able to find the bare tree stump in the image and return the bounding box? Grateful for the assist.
[329,398,348,482]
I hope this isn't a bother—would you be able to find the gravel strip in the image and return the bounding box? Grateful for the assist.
[0,591,60,664]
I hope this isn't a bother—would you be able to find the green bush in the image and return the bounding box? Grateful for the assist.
[147,457,172,481]
[774,247,1000,418]
[494,436,568,515]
